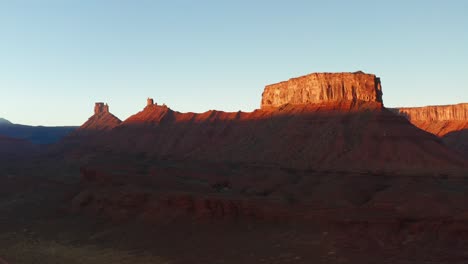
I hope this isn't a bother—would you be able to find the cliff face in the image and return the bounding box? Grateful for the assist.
[94,102,109,115]
[391,104,468,137]
[261,72,383,109]
[391,104,468,158]
[393,104,468,122]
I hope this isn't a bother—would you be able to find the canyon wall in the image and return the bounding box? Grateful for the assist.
[392,103,468,122]
[261,72,383,109]
[391,104,468,157]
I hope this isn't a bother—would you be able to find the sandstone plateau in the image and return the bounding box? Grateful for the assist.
[261,71,383,109]
[394,103,468,122]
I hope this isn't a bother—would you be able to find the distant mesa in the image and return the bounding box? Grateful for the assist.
[391,103,468,123]
[0,118,76,144]
[261,71,383,109]
[0,117,12,125]
[391,104,468,158]
[390,104,468,136]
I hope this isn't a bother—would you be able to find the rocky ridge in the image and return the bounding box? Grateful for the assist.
[0,118,12,125]
[64,71,467,171]
[79,103,122,132]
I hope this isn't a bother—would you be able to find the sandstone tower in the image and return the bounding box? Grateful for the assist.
[94,102,109,114]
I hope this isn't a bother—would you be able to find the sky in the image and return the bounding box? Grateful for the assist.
[0,0,467,126]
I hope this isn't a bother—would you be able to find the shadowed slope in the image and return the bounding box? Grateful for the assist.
[0,135,38,157]
[0,118,12,125]
[443,129,468,158]
[392,103,468,157]
[59,72,468,262]
[51,103,122,157]
[78,112,122,132]
[60,72,467,171]
[71,101,466,171]
[78,102,122,132]
[0,123,76,145]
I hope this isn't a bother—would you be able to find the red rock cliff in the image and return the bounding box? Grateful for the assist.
[94,102,109,114]
[391,104,468,157]
[393,103,468,122]
[261,72,383,109]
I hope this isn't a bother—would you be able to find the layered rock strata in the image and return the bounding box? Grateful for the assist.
[94,102,109,114]
[392,104,468,157]
[80,103,122,131]
[393,103,468,123]
[391,104,468,137]
[261,71,383,109]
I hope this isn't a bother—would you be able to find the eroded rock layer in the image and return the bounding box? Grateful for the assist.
[261,72,383,109]
[79,103,122,132]
[393,103,468,124]
[391,104,468,157]
[65,101,467,171]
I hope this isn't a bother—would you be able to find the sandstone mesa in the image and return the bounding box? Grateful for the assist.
[261,71,383,109]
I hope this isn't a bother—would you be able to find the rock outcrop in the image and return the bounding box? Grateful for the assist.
[80,103,122,131]
[52,103,122,156]
[261,71,383,109]
[94,102,109,115]
[392,103,468,157]
[147,98,154,106]
[392,103,468,124]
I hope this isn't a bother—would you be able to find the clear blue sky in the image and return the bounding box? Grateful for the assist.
[0,0,467,126]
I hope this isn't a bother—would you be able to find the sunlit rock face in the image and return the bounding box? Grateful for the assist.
[390,104,468,137]
[391,104,468,158]
[94,102,109,114]
[261,71,383,109]
[80,103,122,131]
[392,104,468,122]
